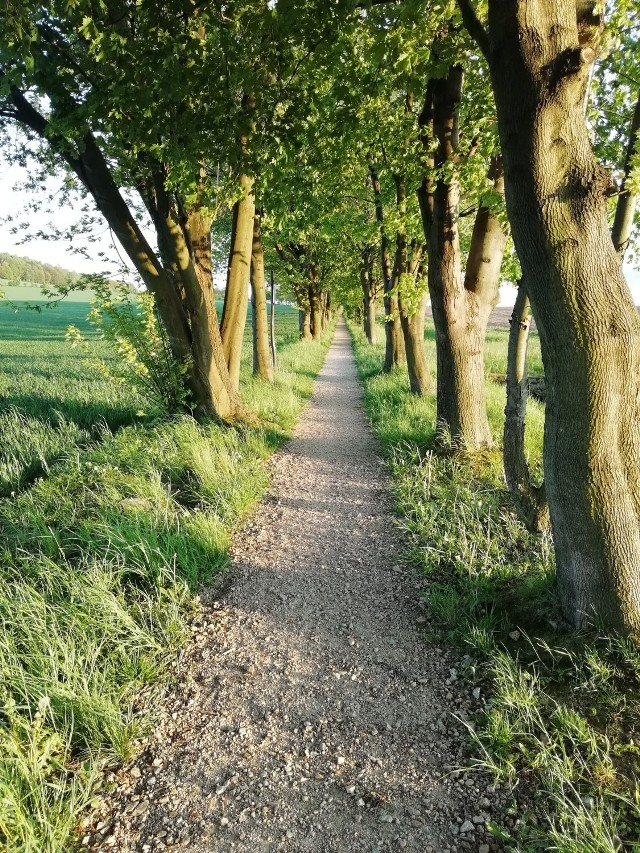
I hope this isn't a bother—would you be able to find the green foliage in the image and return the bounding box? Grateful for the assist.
[349,317,640,852]
[67,280,188,415]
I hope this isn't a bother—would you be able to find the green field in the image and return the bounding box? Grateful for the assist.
[0,287,320,853]
[0,288,300,496]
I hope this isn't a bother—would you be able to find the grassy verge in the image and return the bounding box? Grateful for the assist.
[0,312,334,853]
[349,319,640,852]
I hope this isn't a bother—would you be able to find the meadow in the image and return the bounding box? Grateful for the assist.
[0,286,325,853]
[350,319,640,853]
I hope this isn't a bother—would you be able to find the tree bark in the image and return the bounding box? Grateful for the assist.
[360,246,378,345]
[392,174,430,394]
[270,270,277,369]
[250,213,273,381]
[465,0,640,634]
[309,273,323,341]
[424,69,505,447]
[221,173,255,391]
[503,281,549,533]
[611,90,640,258]
[369,161,405,370]
[300,307,312,340]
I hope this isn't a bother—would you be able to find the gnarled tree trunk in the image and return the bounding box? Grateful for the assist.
[221,173,255,390]
[299,307,312,340]
[460,0,640,634]
[503,281,549,532]
[250,212,273,382]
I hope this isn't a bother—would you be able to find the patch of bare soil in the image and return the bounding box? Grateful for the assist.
[83,320,512,853]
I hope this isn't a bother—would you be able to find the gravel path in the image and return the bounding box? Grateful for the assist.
[84,320,505,853]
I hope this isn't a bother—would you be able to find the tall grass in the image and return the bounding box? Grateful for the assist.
[349,318,640,852]
[0,296,333,853]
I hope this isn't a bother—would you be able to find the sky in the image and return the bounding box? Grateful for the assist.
[1,161,640,305]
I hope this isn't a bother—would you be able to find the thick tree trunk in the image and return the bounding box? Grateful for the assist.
[250,213,273,382]
[611,90,640,258]
[469,0,640,634]
[178,207,240,419]
[503,282,549,533]
[221,173,255,390]
[384,290,405,370]
[400,293,430,395]
[425,69,504,447]
[300,307,312,340]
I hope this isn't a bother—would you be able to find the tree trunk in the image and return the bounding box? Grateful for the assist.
[309,278,323,341]
[366,298,377,345]
[611,90,640,258]
[392,174,430,395]
[250,213,273,382]
[424,69,504,447]
[9,87,240,420]
[178,206,240,419]
[503,281,549,533]
[221,173,255,390]
[400,293,430,394]
[369,161,405,369]
[300,307,312,340]
[466,0,640,634]
[360,247,378,345]
[270,270,277,369]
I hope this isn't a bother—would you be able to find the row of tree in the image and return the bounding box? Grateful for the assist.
[1,0,639,635]
[0,251,84,286]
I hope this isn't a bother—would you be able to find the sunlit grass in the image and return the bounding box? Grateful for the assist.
[349,316,640,852]
[0,294,333,853]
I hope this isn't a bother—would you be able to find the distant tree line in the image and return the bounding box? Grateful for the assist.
[0,251,83,287]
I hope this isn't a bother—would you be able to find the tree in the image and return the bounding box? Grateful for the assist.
[0,1,256,419]
[457,0,640,635]
[419,58,508,448]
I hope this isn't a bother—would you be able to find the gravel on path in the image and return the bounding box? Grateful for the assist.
[84,319,506,853]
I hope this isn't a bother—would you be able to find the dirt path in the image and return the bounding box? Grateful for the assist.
[85,320,500,853]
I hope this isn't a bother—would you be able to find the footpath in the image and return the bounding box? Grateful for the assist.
[86,319,496,853]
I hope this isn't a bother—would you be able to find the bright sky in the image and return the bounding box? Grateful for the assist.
[1,162,639,305]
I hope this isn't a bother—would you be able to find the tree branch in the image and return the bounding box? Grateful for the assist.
[456,0,490,60]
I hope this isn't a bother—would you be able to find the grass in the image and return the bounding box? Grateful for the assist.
[349,317,640,853]
[0,287,331,853]
[0,288,300,495]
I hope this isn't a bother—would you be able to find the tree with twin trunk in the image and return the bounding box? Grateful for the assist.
[419,62,508,448]
[457,0,640,636]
